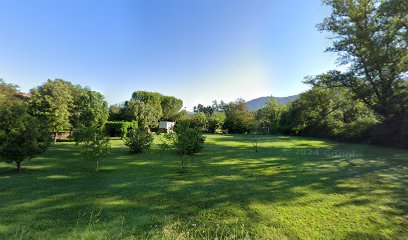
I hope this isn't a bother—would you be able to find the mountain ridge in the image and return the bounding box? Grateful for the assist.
[245,95,299,111]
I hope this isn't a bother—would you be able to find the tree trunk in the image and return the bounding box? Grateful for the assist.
[16,161,21,171]
[96,159,99,172]
[54,131,58,144]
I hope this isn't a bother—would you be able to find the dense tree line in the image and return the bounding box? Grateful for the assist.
[0,80,51,171]
[108,91,183,131]
[307,0,407,147]
[0,79,111,171]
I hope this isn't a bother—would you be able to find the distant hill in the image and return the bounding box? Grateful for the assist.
[245,95,299,111]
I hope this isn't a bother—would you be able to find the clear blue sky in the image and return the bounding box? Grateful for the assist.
[0,0,340,110]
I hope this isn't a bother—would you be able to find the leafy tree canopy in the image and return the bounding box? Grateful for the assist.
[29,79,75,142]
[308,0,408,122]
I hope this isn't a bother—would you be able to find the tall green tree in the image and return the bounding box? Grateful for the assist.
[189,112,207,131]
[0,81,51,171]
[207,112,226,133]
[0,79,28,106]
[129,91,163,131]
[74,90,109,129]
[73,90,110,172]
[255,97,287,133]
[108,102,132,121]
[308,0,408,147]
[283,86,376,140]
[224,99,254,133]
[160,95,183,121]
[74,126,111,172]
[30,79,75,143]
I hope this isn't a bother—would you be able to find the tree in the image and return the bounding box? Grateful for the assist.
[176,109,189,121]
[74,126,111,172]
[193,103,215,116]
[30,79,75,143]
[0,81,51,171]
[255,97,287,133]
[0,79,29,106]
[129,91,163,131]
[160,96,183,121]
[316,0,407,118]
[124,127,154,153]
[282,86,376,140]
[108,102,132,121]
[73,89,110,172]
[189,112,207,131]
[224,99,254,133]
[74,90,109,129]
[174,125,206,170]
[207,112,226,133]
[309,0,408,146]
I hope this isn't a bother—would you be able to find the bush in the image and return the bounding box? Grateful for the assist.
[124,128,154,153]
[0,104,52,171]
[223,100,254,134]
[207,112,226,133]
[174,126,206,155]
[105,121,136,137]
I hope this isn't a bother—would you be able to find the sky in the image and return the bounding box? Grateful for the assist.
[0,0,340,110]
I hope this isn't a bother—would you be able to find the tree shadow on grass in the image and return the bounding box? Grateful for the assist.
[0,136,407,239]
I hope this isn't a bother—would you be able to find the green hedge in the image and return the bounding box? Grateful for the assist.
[105,121,137,137]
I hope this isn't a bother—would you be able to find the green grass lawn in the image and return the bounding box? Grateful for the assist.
[0,134,407,239]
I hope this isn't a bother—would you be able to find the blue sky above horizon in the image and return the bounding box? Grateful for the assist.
[0,0,341,110]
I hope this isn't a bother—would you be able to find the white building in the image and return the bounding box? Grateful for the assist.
[159,121,175,133]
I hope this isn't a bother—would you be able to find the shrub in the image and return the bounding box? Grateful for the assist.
[0,104,52,171]
[124,128,154,153]
[207,112,226,133]
[174,126,206,155]
[105,121,136,138]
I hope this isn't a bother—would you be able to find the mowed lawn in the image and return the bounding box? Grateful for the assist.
[0,135,407,239]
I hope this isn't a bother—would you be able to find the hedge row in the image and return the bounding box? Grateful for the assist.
[105,121,137,137]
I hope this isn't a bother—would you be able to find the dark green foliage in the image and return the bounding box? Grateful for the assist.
[173,112,207,132]
[108,102,133,121]
[0,81,51,170]
[255,97,287,134]
[105,121,136,137]
[193,103,214,116]
[109,93,183,123]
[224,99,254,134]
[193,100,228,115]
[311,0,408,148]
[189,112,207,131]
[174,125,206,155]
[128,91,163,130]
[29,79,75,143]
[207,112,226,133]
[282,86,377,141]
[0,105,51,171]
[123,128,154,153]
[0,79,28,106]
[160,95,183,121]
[73,90,109,129]
[73,89,111,172]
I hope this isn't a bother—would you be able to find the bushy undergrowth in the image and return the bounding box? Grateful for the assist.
[124,128,154,153]
[105,121,137,138]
